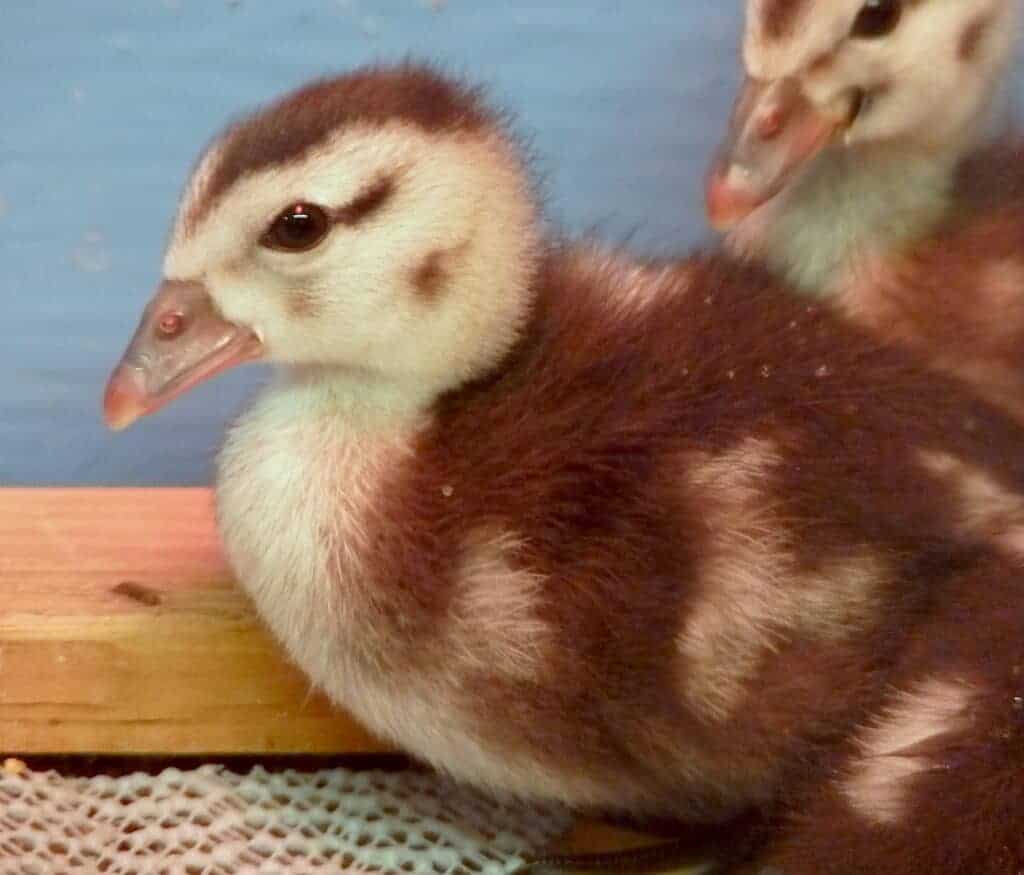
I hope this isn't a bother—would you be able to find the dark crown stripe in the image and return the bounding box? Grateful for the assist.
[182,63,497,232]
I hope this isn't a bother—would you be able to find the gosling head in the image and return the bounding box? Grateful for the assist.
[104,64,540,430]
[706,0,1020,228]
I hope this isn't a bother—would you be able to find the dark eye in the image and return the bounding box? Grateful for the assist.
[261,203,330,252]
[851,0,901,39]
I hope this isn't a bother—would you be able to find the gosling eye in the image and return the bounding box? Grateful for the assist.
[850,0,902,39]
[261,203,330,252]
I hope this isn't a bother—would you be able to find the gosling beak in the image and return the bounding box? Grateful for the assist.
[705,77,858,230]
[103,279,263,431]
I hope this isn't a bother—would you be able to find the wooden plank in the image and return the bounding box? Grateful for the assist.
[0,488,385,755]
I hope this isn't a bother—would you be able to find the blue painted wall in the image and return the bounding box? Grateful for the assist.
[3,3,1007,484]
[3,2,744,485]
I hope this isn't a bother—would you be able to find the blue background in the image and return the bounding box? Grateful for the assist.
[3,2,1012,484]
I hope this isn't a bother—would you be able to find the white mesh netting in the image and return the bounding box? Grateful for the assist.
[0,761,572,875]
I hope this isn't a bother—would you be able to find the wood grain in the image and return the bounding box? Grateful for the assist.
[0,488,385,755]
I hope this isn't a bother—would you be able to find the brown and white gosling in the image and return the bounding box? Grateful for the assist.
[707,0,1019,292]
[105,65,1024,873]
[707,0,1024,422]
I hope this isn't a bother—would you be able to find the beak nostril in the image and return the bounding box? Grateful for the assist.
[755,110,784,141]
[157,312,185,338]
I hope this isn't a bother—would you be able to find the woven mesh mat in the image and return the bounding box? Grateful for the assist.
[0,761,572,874]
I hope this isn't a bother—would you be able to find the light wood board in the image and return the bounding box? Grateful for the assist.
[0,488,384,755]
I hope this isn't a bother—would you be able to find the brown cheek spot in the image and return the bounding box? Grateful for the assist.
[411,238,471,300]
[808,51,834,75]
[412,250,448,300]
[761,0,810,40]
[862,79,893,116]
[959,13,993,62]
[288,287,322,319]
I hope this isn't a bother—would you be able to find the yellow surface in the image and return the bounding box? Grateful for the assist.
[0,488,384,755]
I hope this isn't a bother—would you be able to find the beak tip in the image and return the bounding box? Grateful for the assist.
[705,169,757,231]
[103,412,137,432]
[102,375,145,432]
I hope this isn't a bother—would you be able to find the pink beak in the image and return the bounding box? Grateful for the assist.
[705,77,847,230]
[103,280,263,431]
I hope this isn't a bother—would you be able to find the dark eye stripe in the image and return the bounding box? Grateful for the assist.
[259,174,398,254]
[333,174,396,226]
[959,13,994,62]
